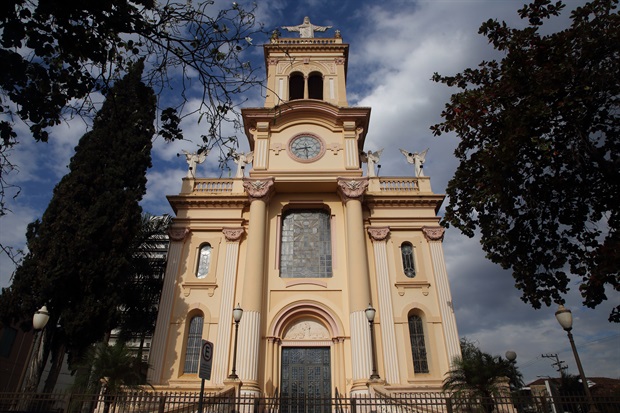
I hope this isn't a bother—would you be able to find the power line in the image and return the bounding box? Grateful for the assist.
[542,353,567,375]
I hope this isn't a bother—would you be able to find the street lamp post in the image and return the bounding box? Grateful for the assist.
[19,306,50,394]
[365,304,380,380]
[555,305,599,413]
[228,304,243,379]
[505,350,517,390]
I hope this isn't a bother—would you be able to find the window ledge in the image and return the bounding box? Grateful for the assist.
[395,281,431,296]
[182,281,217,297]
[285,279,328,288]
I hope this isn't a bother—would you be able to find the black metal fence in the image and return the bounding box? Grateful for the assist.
[0,391,618,413]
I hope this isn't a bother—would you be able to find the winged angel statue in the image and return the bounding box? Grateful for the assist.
[400,148,429,177]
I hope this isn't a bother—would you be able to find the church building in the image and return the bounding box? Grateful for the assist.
[147,18,461,397]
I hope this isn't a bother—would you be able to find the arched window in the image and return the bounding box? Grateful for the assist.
[308,73,323,100]
[289,72,304,100]
[408,314,429,373]
[183,315,204,374]
[401,242,416,278]
[196,244,211,279]
[280,209,332,278]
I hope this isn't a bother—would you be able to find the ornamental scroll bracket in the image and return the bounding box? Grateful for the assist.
[243,177,275,202]
[367,227,390,242]
[168,228,190,241]
[337,177,368,203]
[422,226,445,242]
[223,227,245,242]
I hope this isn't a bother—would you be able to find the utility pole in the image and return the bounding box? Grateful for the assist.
[542,353,567,376]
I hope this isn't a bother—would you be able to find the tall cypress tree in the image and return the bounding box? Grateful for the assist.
[0,60,156,377]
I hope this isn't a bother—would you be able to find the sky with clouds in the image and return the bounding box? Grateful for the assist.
[1,0,618,384]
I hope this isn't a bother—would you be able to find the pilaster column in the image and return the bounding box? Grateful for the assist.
[368,227,400,384]
[343,123,363,170]
[148,227,189,384]
[422,226,461,364]
[212,228,245,385]
[238,178,274,395]
[337,177,373,393]
[251,122,270,171]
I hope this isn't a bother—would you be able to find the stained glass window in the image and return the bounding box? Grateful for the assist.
[408,314,429,373]
[196,244,211,279]
[280,210,332,278]
[401,242,416,278]
[183,315,203,373]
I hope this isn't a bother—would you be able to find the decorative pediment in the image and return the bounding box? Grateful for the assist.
[284,318,329,340]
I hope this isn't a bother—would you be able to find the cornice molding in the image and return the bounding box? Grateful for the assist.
[168,197,248,211]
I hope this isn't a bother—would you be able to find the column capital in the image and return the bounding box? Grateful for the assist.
[243,177,275,202]
[223,227,245,242]
[168,227,189,241]
[422,226,445,241]
[368,226,390,242]
[337,177,368,202]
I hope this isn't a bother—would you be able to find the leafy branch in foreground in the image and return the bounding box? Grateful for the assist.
[0,0,266,228]
[432,0,619,321]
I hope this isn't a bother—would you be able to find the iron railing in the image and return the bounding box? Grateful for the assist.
[1,391,618,413]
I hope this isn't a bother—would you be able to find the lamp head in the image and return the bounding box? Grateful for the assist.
[233,304,243,323]
[33,306,50,330]
[555,305,573,331]
[365,304,376,322]
[505,350,517,362]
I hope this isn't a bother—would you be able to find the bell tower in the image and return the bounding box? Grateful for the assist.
[263,28,349,108]
[242,26,370,180]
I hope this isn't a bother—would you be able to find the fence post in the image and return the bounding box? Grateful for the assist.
[253,397,260,413]
[351,397,357,413]
[446,397,453,413]
[158,395,166,413]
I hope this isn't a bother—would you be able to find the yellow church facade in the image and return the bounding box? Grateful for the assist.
[147,25,461,397]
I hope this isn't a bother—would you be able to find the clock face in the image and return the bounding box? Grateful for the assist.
[289,134,323,161]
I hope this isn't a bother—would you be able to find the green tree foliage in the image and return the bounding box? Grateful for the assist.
[0,0,263,225]
[73,341,148,413]
[73,342,148,394]
[431,0,620,321]
[443,339,522,413]
[0,60,156,377]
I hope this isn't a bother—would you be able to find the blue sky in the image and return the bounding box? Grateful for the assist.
[1,0,618,383]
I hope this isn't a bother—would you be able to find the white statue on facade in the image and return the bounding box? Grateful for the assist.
[400,148,429,177]
[232,150,254,178]
[360,149,383,177]
[181,149,208,178]
[282,16,332,38]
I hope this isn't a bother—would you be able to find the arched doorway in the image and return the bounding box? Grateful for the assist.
[267,301,345,399]
[281,319,331,399]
